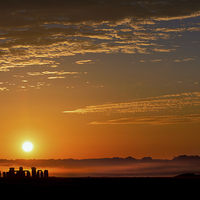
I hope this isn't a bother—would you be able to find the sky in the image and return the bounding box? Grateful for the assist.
[0,0,200,163]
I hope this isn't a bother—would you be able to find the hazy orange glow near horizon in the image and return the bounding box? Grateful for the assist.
[0,0,200,162]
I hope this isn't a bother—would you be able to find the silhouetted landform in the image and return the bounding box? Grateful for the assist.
[1,167,48,178]
[175,173,200,178]
[172,155,200,161]
[0,155,200,177]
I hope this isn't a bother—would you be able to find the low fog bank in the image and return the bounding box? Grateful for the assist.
[1,155,200,177]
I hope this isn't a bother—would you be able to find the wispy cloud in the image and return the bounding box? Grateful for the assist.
[150,59,163,62]
[0,58,59,72]
[173,57,195,62]
[90,114,200,125]
[63,92,200,115]
[75,60,93,65]
[153,48,175,53]
[183,58,195,62]
[27,71,81,76]
[47,76,66,80]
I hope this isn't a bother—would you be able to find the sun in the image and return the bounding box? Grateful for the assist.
[22,141,33,152]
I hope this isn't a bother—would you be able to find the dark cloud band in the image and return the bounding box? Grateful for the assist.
[0,0,200,28]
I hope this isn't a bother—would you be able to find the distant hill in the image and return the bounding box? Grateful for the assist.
[175,173,200,178]
[172,155,200,162]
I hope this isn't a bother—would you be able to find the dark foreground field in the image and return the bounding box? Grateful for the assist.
[0,176,199,197]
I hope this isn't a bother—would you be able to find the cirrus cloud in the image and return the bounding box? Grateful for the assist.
[90,114,200,125]
[63,92,200,115]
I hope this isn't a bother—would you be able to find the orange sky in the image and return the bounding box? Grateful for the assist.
[0,0,200,160]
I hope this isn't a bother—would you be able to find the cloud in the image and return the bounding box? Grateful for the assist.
[63,92,200,114]
[27,71,82,76]
[183,58,195,62]
[48,76,66,80]
[174,60,181,62]
[0,87,8,91]
[154,11,200,21]
[1,0,200,28]
[150,59,162,62]
[187,27,200,32]
[0,58,60,72]
[0,1,199,49]
[0,0,199,83]
[90,114,200,125]
[173,57,195,62]
[75,60,93,65]
[156,28,186,32]
[153,48,175,53]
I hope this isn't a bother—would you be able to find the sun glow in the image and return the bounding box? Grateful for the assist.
[22,141,33,152]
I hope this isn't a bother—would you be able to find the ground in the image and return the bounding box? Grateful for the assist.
[0,177,199,197]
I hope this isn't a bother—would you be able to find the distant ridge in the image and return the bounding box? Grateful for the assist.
[172,155,200,161]
[1,154,200,165]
